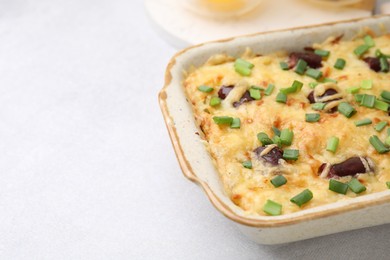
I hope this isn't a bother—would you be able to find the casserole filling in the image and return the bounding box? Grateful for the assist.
[183,33,390,216]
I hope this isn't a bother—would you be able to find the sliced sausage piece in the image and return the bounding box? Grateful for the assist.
[253,146,283,166]
[233,91,255,107]
[289,52,322,69]
[218,85,234,99]
[318,157,374,178]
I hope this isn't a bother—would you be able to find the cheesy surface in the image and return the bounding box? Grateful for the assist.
[184,34,390,216]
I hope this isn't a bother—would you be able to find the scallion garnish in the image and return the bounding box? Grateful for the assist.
[272,135,282,147]
[348,178,367,194]
[314,49,330,57]
[264,84,275,96]
[387,182,390,189]
[281,80,303,94]
[381,90,390,101]
[276,92,287,103]
[230,118,241,129]
[374,121,388,132]
[249,87,262,100]
[213,116,233,125]
[323,78,337,83]
[242,161,252,169]
[354,94,364,103]
[329,179,349,195]
[271,175,287,188]
[263,200,282,216]
[364,35,375,47]
[283,149,299,161]
[257,132,273,146]
[334,58,346,70]
[354,45,370,57]
[210,96,221,107]
[380,57,389,72]
[280,129,294,146]
[374,100,389,112]
[306,68,323,80]
[305,113,320,123]
[354,118,372,127]
[326,136,339,153]
[234,58,254,76]
[386,136,390,146]
[280,62,289,70]
[309,82,319,89]
[198,85,214,93]
[361,79,373,90]
[312,102,326,111]
[346,86,360,94]
[338,102,356,118]
[294,59,307,75]
[290,189,313,207]
[272,126,281,136]
[360,94,376,108]
[369,135,390,154]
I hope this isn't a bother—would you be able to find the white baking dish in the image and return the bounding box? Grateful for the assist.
[159,15,390,244]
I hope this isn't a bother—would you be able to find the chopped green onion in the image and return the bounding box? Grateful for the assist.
[354,45,370,57]
[280,62,289,70]
[264,84,275,96]
[198,85,214,93]
[386,136,390,146]
[257,132,273,146]
[230,118,241,129]
[329,179,349,195]
[369,135,390,154]
[381,90,390,101]
[380,57,389,72]
[376,49,390,58]
[387,182,390,189]
[249,87,262,100]
[281,80,303,94]
[306,68,323,80]
[323,78,337,83]
[346,86,360,94]
[242,161,252,169]
[364,35,375,47]
[280,129,294,146]
[334,58,346,70]
[272,126,281,136]
[213,116,233,125]
[234,58,254,76]
[272,135,282,147]
[210,96,221,106]
[294,59,307,75]
[374,121,388,132]
[283,149,299,160]
[314,49,330,57]
[326,136,339,153]
[338,102,356,118]
[361,79,373,90]
[374,100,389,112]
[263,200,282,216]
[348,178,367,194]
[305,113,320,123]
[290,189,313,207]
[276,92,287,103]
[354,94,364,103]
[271,175,287,188]
[361,94,376,108]
[354,118,372,127]
[388,128,390,136]
[312,102,326,111]
[309,82,319,89]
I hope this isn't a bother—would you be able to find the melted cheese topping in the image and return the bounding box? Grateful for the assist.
[184,34,390,216]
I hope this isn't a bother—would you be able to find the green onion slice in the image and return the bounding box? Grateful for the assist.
[306,68,323,80]
[263,200,282,216]
[364,35,375,47]
[361,94,376,108]
[264,84,275,96]
[272,126,281,136]
[242,161,252,169]
[338,102,356,118]
[381,90,390,101]
[234,58,254,76]
[314,49,330,57]
[305,113,320,123]
[294,59,307,75]
[280,129,294,146]
[312,102,326,111]
[348,178,367,194]
[334,58,346,70]
[387,182,390,189]
[374,121,388,132]
[326,136,339,153]
[210,96,221,107]
[354,45,370,57]
[280,62,289,70]
[369,135,390,154]
[346,86,360,94]
[329,179,349,195]
[276,92,287,103]
[361,79,373,90]
[374,100,389,112]
[198,85,214,93]
[290,189,313,207]
[271,175,287,188]
[249,87,262,100]
[380,57,389,72]
[283,149,299,161]
[354,118,372,127]
[213,116,233,125]
[257,132,273,146]
[230,118,241,129]
[309,82,319,89]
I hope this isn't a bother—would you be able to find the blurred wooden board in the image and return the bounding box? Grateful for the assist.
[146,0,375,49]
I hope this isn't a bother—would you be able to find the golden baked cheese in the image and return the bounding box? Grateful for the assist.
[184,33,390,216]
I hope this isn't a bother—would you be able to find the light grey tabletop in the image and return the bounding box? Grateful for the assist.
[0,0,388,259]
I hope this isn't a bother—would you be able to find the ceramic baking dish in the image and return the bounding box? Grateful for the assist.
[159,15,390,244]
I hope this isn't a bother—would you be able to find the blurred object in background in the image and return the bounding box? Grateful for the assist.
[145,0,376,49]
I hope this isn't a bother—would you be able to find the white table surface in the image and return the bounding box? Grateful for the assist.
[0,0,388,259]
